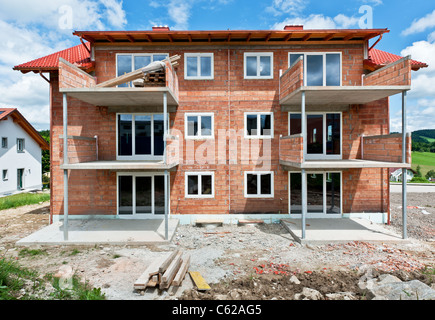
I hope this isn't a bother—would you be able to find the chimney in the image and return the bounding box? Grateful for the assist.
[152,25,170,31]
[284,25,303,31]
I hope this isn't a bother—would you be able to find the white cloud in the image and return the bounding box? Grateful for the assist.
[0,0,128,130]
[167,0,192,30]
[0,0,127,31]
[362,0,383,6]
[272,13,359,30]
[266,0,307,16]
[402,9,435,36]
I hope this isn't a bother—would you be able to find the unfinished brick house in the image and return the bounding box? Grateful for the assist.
[14,26,427,240]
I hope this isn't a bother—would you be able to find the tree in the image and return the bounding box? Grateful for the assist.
[415,165,422,178]
[426,170,435,180]
[39,130,50,174]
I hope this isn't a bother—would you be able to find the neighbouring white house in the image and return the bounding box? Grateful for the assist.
[389,168,415,182]
[0,108,49,196]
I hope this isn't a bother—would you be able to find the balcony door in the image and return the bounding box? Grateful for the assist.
[117,114,165,160]
[288,171,342,218]
[289,112,342,160]
[118,173,165,217]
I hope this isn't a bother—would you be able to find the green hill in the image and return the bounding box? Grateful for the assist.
[411,152,435,178]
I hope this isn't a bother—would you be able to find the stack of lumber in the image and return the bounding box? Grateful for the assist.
[97,55,180,88]
[134,249,190,291]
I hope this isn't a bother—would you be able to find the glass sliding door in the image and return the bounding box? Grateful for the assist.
[289,171,341,217]
[307,173,323,213]
[118,176,133,215]
[289,112,342,160]
[117,114,167,160]
[136,176,152,214]
[118,173,166,216]
[306,115,323,155]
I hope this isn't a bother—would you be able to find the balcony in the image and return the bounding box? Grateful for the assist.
[58,57,179,109]
[279,55,411,111]
[279,133,411,169]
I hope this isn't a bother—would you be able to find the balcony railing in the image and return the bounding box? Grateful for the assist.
[279,56,412,108]
[279,133,411,169]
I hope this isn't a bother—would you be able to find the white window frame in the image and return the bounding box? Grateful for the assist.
[288,112,342,160]
[244,171,274,198]
[185,171,215,198]
[184,53,214,80]
[115,53,169,86]
[116,172,168,218]
[2,169,8,181]
[184,112,214,140]
[244,112,274,139]
[17,138,25,153]
[288,171,342,218]
[288,52,342,86]
[244,52,274,79]
[116,113,168,161]
[1,137,7,148]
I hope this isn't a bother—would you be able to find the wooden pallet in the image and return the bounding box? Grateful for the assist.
[134,249,190,291]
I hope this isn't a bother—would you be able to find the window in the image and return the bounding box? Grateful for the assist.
[17,139,24,152]
[185,172,214,198]
[117,114,167,159]
[116,53,169,87]
[289,112,341,159]
[244,52,273,79]
[289,52,341,86]
[2,170,7,181]
[244,112,273,138]
[244,171,274,198]
[184,53,214,80]
[1,137,7,148]
[185,113,214,139]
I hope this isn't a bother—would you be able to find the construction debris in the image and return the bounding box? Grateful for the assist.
[134,249,190,292]
[189,271,211,291]
[97,55,180,88]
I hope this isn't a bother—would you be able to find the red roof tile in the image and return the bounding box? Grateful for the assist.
[13,42,92,73]
[367,48,428,71]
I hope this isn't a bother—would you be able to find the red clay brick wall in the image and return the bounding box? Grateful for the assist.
[342,168,389,213]
[280,57,303,101]
[279,134,303,164]
[58,58,96,89]
[364,57,412,86]
[363,133,411,163]
[342,98,390,160]
[59,138,97,164]
[49,72,116,218]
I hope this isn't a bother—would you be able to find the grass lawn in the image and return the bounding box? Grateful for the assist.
[411,151,435,178]
[0,192,50,211]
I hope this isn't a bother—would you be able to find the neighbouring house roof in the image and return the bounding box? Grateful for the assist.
[389,168,416,175]
[0,108,49,150]
[365,48,428,71]
[13,42,93,74]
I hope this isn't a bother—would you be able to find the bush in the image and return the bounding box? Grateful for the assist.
[410,176,427,182]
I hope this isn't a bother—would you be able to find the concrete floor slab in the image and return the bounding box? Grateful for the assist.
[16,218,179,246]
[280,218,404,244]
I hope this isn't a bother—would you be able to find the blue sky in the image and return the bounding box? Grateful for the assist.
[0,0,434,132]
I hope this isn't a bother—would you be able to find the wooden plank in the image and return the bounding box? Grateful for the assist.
[159,249,180,274]
[172,254,190,286]
[161,251,183,285]
[189,271,211,291]
[133,257,164,290]
[146,275,159,287]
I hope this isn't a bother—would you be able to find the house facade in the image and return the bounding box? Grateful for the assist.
[0,108,49,196]
[14,26,426,238]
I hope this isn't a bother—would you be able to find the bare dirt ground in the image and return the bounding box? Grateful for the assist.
[0,192,434,300]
